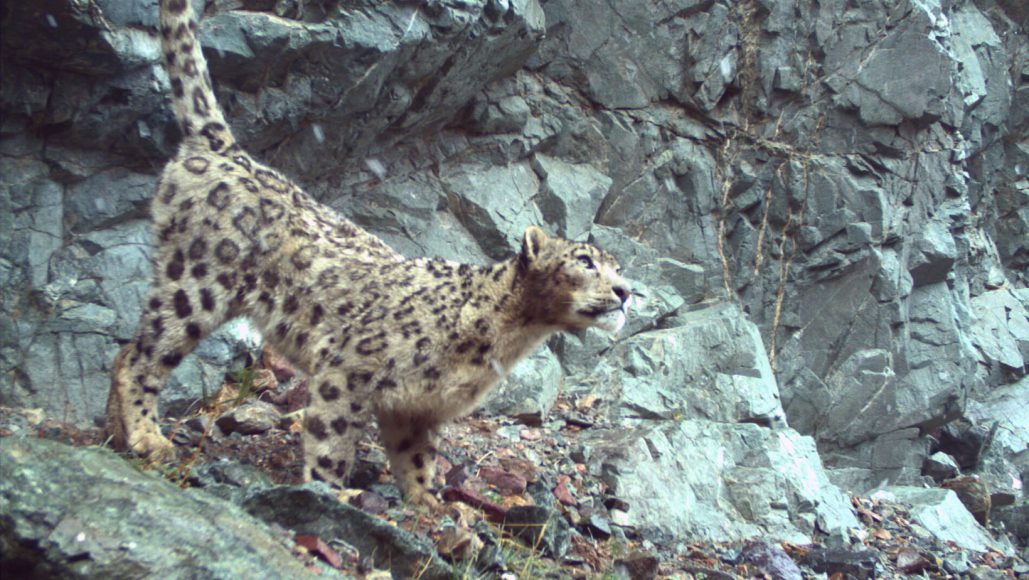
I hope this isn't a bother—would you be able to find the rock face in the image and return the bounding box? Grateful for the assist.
[576,305,859,543]
[1,0,1027,556]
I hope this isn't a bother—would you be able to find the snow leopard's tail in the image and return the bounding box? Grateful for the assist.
[159,0,235,153]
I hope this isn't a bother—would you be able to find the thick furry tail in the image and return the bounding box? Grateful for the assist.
[159,0,235,153]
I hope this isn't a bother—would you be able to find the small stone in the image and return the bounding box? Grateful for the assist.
[478,466,527,496]
[503,505,570,558]
[966,564,1008,580]
[349,491,388,515]
[801,547,878,580]
[943,551,970,575]
[295,534,343,569]
[367,483,402,503]
[445,463,474,488]
[435,525,483,562]
[552,475,577,506]
[614,552,659,580]
[519,428,541,441]
[472,522,505,574]
[907,522,934,540]
[185,415,214,435]
[171,428,199,446]
[610,509,631,527]
[441,486,507,521]
[215,401,279,435]
[569,446,589,463]
[496,425,521,440]
[497,457,540,484]
[739,540,802,580]
[22,408,45,426]
[603,497,631,512]
[580,512,612,541]
[348,457,386,490]
[896,547,931,574]
[190,459,273,490]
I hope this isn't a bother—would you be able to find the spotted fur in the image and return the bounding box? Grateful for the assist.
[106,0,632,504]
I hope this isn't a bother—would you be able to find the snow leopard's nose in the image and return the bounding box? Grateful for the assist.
[613,284,630,305]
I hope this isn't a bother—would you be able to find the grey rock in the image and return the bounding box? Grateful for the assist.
[825,428,932,494]
[601,303,783,424]
[503,505,571,559]
[0,158,63,290]
[586,420,859,543]
[0,437,316,578]
[965,377,1029,504]
[467,85,532,135]
[739,540,803,580]
[780,271,978,492]
[188,458,275,504]
[992,502,1029,544]
[800,547,878,580]
[215,400,281,435]
[943,551,972,575]
[242,484,454,579]
[532,154,611,240]
[969,289,1029,375]
[908,219,958,287]
[872,486,996,553]
[967,565,1012,580]
[580,512,613,541]
[337,168,487,265]
[613,553,661,580]
[197,1,546,181]
[439,162,543,258]
[482,346,562,423]
[655,258,706,306]
[65,168,155,233]
[829,12,961,126]
[923,452,960,483]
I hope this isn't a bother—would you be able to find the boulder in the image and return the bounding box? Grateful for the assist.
[584,420,859,543]
[598,303,785,426]
[0,437,315,578]
[871,487,996,553]
[242,484,454,579]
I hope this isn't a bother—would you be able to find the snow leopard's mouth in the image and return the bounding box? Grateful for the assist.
[579,297,631,333]
[580,305,622,318]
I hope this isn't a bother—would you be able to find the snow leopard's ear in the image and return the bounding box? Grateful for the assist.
[521,226,549,263]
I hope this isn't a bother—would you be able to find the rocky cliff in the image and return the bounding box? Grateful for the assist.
[2,0,1027,571]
